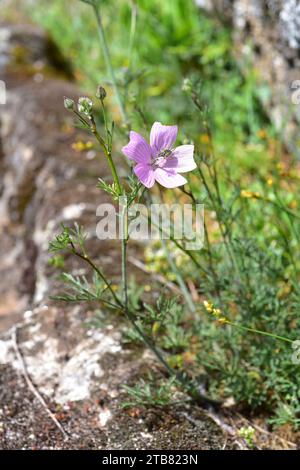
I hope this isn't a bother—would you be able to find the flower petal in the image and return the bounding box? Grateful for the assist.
[172,145,196,173]
[122,131,151,164]
[150,122,178,154]
[134,163,155,188]
[160,156,178,171]
[154,168,187,188]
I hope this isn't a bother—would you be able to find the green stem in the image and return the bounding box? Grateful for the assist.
[120,199,129,313]
[162,240,196,313]
[119,198,197,397]
[128,0,137,69]
[197,164,241,278]
[72,238,217,407]
[180,186,220,298]
[72,248,122,308]
[100,99,109,146]
[92,3,128,125]
[106,150,122,196]
[225,320,293,344]
[121,304,216,406]
[91,122,122,195]
[142,210,210,276]
[155,189,196,313]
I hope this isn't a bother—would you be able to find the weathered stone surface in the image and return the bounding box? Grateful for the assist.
[196,0,300,149]
[0,305,227,449]
[0,22,73,80]
[0,77,97,326]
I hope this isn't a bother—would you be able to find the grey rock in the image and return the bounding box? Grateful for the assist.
[0,23,73,79]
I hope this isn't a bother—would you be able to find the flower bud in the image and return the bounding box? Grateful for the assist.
[64,97,75,111]
[96,85,107,101]
[78,96,93,116]
[182,78,192,93]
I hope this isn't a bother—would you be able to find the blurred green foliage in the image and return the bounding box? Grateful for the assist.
[27,0,273,167]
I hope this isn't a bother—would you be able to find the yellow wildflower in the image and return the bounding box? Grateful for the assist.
[203,300,213,312]
[204,300,229,325]
[72,140,94,152]
[212,308,221,317]
[152,321,160,335]
[257,129,267,139]
[200,134,210,144]
[241,190,261,199]
[276,162,284,171]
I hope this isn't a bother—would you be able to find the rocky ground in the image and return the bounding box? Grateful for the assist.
[0,22,298,450]
[0,307,226,450]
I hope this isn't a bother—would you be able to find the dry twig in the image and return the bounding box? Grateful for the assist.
[11,326,69,441]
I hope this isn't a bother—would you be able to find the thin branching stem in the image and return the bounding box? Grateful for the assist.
[71,247,123,308]
[89,116,122,195]
[92,3,128,125]
[180,186,220,298]
[225,320,294,344]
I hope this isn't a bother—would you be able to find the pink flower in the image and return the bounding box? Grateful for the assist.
[122,122,196,188]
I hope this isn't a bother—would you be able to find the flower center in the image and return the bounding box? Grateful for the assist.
[151,149,173,168]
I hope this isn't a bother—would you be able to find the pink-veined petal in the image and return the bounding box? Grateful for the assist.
[122,131,151,164]
[154,168,187,188]
[172,145,196,173]
[150,122,178,154]
[134,163,155,188]
[160,156,178,171]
